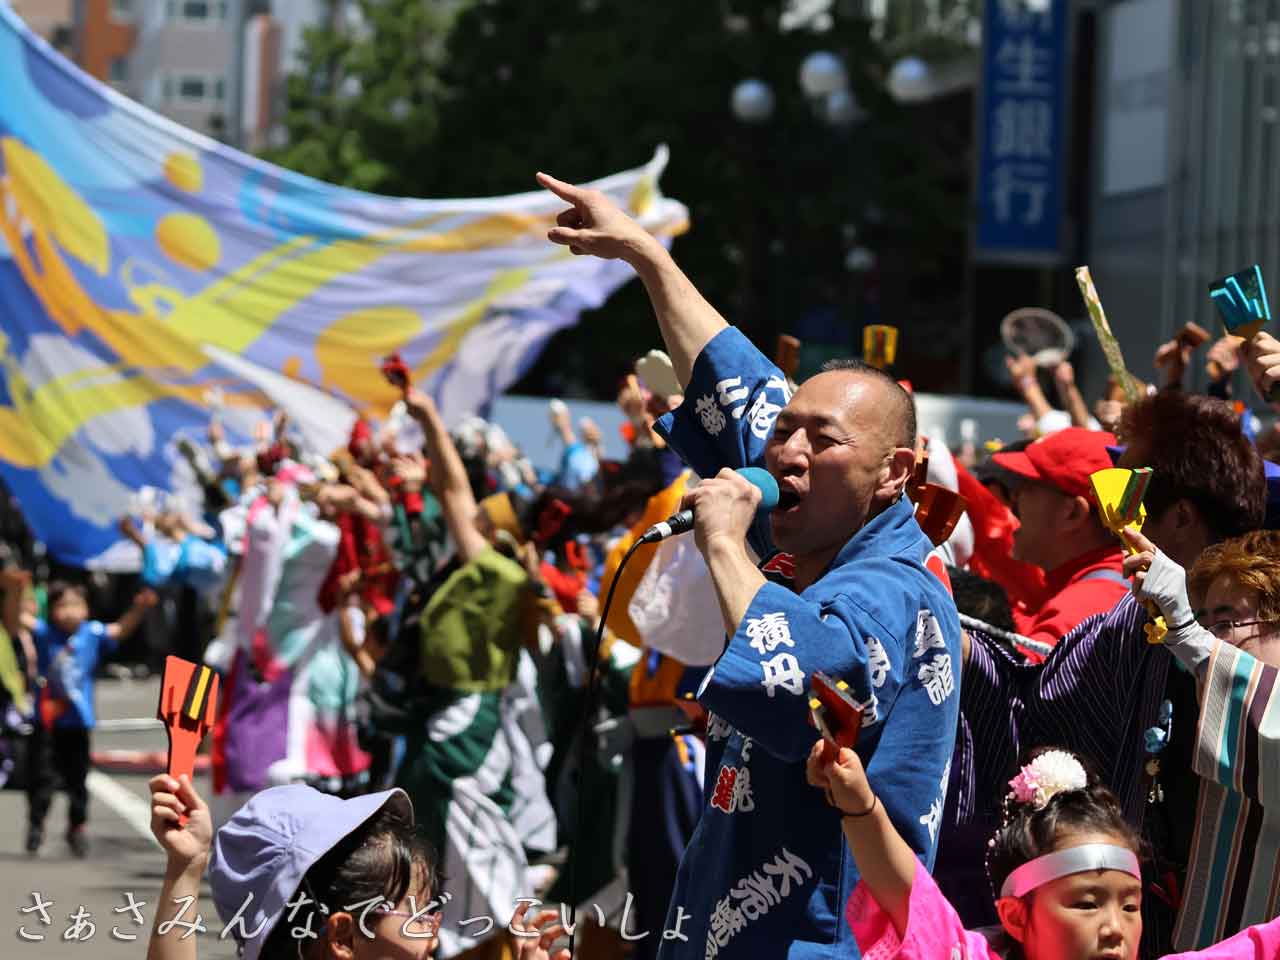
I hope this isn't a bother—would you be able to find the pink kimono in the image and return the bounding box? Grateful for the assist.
[846,858,1280,960]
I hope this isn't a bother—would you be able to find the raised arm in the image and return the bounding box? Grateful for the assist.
[806,740,916,937]
[1,568,32,637]
[537,172,726,387]
[338,606,377,679]
[107,589,158,641]
[1122,527,1213,677]
[403,387,489,564]
[1053,361,1093,429]
[146,774,211,960]
[1006,354,1054,422]
[1192,644,1280,805]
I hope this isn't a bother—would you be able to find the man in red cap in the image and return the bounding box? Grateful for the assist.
[991,427,1128,660]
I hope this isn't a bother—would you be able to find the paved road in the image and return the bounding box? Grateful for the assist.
[0,676,235,959]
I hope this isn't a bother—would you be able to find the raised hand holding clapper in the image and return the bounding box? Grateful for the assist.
[1090,468,1167,643]
[156,656,219,824]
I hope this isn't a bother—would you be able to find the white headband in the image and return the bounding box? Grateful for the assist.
[999,843,1141,899]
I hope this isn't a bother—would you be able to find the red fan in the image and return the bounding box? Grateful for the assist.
[913,485,967,547]
[156,656,219,823]
[808,671,863,749]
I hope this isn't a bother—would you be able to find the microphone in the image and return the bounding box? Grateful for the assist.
[639,467,780,544]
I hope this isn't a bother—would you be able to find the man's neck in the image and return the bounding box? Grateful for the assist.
[792,497,895,591]
[1042,528,1117,575]
[793,542,845,593]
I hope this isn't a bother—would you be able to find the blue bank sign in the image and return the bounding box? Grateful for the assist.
[975,0,1068,262]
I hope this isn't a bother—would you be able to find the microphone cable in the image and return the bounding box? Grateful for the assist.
[564,535,646,957]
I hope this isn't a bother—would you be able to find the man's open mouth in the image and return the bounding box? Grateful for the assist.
[777,489,802,511]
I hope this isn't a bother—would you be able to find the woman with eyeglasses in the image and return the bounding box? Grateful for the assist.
[1183,530,1280,662]
[1123,525,1280,949]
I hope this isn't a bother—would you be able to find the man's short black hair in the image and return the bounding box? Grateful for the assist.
[1120,392,1264,540]
[817,358,916,448]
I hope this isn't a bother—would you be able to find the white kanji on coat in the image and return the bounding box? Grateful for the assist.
[918,652,954,706]
[920,794,944,844]
[695,394,726,437]
[707,895,746,948]
[854,691,881,727]
[745,390,783,440]
[728,873,778,921]
[715,377,750,418]
[762,848,814,897]
[732,766,756,812]
[706,713,733,741]
[745,612,793,655]
[865,636,891,689]
[913,609,947,659]
[766,375,794,402]
[760,652,805,698]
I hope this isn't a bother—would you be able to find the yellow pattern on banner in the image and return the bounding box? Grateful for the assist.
[0,2,689,568]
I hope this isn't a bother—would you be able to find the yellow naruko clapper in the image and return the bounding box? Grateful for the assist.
[862,325,899,370]
[1090,467,1167,643]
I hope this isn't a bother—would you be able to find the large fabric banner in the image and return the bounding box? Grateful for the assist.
[0,3,688,569]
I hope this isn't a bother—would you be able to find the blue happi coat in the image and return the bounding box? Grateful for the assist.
[652,327,961,959]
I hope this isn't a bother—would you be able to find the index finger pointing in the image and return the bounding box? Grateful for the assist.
[1120,524,1156,556]
[536,172,583,204]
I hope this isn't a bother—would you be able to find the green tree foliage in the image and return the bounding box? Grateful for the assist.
[262,0,462,193]
[267,0,970,396]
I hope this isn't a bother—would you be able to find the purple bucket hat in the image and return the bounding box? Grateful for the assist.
[209,785,413,960]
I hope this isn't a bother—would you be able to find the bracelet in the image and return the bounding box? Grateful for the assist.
[839,794,879,819]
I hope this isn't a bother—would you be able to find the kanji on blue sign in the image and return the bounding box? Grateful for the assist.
[975,0,1068,261]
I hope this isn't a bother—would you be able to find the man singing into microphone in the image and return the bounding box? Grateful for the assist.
[537,172,961,959]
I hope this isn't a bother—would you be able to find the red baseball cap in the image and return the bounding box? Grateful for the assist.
[991,427,1118,500]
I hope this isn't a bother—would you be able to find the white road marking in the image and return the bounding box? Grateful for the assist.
[96,718,164,732]
[86,770,157,846]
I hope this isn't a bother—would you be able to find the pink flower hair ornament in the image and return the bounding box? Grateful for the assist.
[1006,750,1089,811]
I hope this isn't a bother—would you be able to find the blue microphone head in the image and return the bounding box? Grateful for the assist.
[737,466,780,512]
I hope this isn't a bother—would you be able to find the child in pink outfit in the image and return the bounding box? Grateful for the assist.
[807,742,1280,960]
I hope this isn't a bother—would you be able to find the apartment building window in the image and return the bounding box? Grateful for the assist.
[164,0,228,23]
[164,73,227,105]
[109,57,129,84]
[110,0,135,20]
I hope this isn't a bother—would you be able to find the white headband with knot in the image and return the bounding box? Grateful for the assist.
[999,843,1141,899]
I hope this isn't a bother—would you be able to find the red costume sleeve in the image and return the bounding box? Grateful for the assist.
[954,461,1047,610]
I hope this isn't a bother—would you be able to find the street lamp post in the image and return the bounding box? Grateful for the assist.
[730,51,865,359]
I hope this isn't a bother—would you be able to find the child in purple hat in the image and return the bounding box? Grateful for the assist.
[144,775,566,959]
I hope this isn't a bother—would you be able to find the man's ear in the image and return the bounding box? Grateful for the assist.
[884,446,917,499]
[322,913,357,960]
[1170,497,1202,533]
[995,896,1030,944]
[1066,494,1094,528]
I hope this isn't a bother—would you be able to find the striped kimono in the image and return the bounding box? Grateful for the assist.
[1176,641,1280,949]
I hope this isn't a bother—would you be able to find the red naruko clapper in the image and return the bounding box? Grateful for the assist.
[808,670,863,750]
[156,655,219,823]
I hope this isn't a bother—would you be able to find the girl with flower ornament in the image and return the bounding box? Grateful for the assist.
[806,741,1280,960]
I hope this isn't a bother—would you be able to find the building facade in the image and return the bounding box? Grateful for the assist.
[1087,0,1279,398]
[10,0,74,48]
